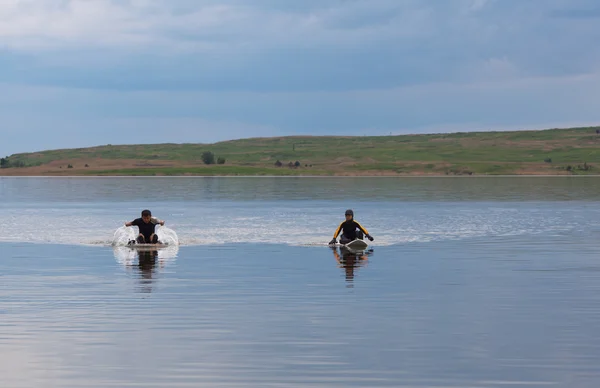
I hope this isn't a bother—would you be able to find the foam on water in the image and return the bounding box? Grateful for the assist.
[111,225,179,247]
[0,202,591,248]
[4,176,600,248]
[112,245,180,266]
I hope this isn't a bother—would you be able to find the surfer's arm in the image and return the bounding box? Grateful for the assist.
[125,221,134,227]
[355,221,374,241]
[151,217,165,226]
[329,222,344,244]
[333,222,344,238]
[354,221,369,235]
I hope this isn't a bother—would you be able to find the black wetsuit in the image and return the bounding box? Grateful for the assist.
[130,218,159,241]
[333,219,369,244]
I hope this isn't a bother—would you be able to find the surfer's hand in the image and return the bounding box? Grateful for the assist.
[366,234,374,241]
[160,221,165,226]
[328,238,337,245]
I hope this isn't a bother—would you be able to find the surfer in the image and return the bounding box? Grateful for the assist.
[329,209,374,245]
[125,209,165,244]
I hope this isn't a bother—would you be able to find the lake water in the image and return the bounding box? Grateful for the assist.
[2,177,600,387]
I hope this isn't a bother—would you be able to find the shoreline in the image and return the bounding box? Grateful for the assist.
[2,174,599,178]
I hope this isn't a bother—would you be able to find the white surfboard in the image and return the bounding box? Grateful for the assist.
[127,242,168,251]
[342,239,369,250]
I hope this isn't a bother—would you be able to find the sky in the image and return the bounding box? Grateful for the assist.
[1,0,600,156]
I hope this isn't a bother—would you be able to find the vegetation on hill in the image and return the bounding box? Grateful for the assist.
[2,126,600,176]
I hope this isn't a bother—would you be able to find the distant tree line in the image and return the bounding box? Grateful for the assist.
[201,151,225,165]
[565,162,592,172]
[274,160,312,168]
[0,157,25,168]
[544,156,593,173]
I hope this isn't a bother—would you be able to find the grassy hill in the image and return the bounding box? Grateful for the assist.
[2,126,600,176]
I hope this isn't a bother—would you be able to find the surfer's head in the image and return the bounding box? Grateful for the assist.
[345,209,354,220]
[141,209,152,223]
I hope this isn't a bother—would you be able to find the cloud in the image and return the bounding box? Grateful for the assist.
[0,0,597,93]
[2,69,600,157]
[468,0,493,12]
[0,0,408,51]
[549,0,600,19]
[1,1,599,156]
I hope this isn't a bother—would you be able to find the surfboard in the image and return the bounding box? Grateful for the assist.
[343,239,369,250]
[127,242,168,251]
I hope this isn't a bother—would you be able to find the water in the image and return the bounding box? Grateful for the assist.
[2,177,600,387]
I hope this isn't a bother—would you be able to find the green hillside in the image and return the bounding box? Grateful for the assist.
[2,126,600,175]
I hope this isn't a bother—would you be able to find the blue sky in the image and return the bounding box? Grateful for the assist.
[2,0,600,156]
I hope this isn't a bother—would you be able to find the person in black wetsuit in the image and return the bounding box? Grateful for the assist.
[328,209,374,245]
[125,209,165,244]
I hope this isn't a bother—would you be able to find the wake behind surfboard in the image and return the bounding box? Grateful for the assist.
[126,240,169,250]
[112,225,179,247]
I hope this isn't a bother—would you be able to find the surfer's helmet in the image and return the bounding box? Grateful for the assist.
[345,209,354,217]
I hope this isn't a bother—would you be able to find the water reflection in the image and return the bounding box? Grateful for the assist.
[136,250,158,293]
[112,245,179,293]
[330,246,374,287]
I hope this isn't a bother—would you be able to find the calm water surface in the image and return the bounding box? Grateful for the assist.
[2,177,600,387]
